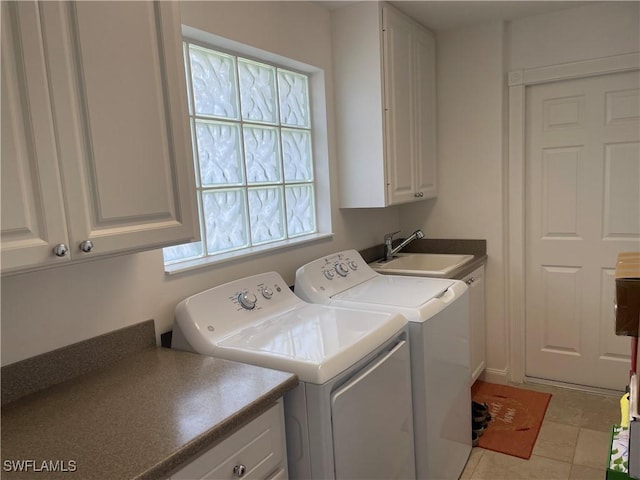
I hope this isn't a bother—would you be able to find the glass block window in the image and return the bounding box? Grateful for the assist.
[163,42,317,265]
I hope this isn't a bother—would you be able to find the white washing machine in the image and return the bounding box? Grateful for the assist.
[171,271,416,480]
[294,250,471,480]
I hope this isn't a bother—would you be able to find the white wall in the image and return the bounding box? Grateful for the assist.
[400,20,508,378]
[401,1,639,382]
[508,2,640,70]
[0,1,401,366]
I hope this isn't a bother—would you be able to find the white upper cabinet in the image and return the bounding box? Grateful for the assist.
[332,2,437,208]
[1,1,198,274]
[1,2,71,272]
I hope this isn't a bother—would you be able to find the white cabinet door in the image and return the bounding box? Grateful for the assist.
[40,1,197,259]
[383,6,415,205]
[413,25,437,200]
[170,401,287,480]
[1,2,71,271]
[464,266,486,383]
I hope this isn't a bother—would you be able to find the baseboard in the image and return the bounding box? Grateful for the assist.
[524,376,624,397]
[478,367,509,385]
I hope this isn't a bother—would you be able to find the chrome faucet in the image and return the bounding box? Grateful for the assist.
[383,229,424,261]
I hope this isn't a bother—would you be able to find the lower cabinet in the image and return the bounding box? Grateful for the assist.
[170,400,287,480]
[464,266,486,383]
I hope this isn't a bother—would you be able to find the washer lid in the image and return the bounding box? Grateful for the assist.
[214,304,406,384]
[334,275,455,308]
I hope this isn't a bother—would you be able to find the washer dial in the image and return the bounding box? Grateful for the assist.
[335,262,349,277]
[238,292,257,310]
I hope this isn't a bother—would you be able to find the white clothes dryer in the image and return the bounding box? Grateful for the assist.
[171,271,416,480]
[295,250,472,480]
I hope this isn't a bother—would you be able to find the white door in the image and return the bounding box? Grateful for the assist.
[525,70,639,391]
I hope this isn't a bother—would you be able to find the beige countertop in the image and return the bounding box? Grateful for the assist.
[1,346,298,480]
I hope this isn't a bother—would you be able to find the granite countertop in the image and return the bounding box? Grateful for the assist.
[1,340,297,479]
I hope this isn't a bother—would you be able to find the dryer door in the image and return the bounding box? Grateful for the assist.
[330,339,415,479]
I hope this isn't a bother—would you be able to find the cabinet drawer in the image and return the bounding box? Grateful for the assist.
[171,401,286,480]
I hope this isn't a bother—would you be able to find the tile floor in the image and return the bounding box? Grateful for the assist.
[461,382,622,479]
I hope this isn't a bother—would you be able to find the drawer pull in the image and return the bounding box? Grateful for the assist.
[233,464,247,478]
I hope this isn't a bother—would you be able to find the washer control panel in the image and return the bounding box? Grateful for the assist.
[175,272,303,342]
[232,279,287,311]
[295,250,379,303]
[318,252,362,281]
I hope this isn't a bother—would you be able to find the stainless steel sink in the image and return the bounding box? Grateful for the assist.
[369,253,474,278]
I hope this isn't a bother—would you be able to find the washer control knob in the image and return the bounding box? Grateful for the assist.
[335,262,349,277]
[323,269,335,280]
[238,292,257,310]
[262,287,273,299]
[348,260,358,271]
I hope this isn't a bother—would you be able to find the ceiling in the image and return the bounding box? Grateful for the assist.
[315,1,599,32]
[391,1,597,32]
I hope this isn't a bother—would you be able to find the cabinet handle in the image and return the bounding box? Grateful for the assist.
[466,277,475,285]
[52,243,69,257]
[414,192,424,198]
[79,240,94,253]
[233,465,247,478]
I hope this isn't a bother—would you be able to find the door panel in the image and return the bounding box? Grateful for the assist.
[525,70,638,390]
[0,2,70,272]
[413,25,437,199]
[603,142,640,237]
[331,340,415,480]
[383,6,415,205]
[40,1,196,256]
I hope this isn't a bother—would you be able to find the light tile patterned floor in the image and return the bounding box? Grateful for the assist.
[460,382,621,480]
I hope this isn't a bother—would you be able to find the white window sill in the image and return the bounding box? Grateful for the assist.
[164,232,334,275]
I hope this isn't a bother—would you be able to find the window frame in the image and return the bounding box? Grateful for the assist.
[164,28,333,274]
